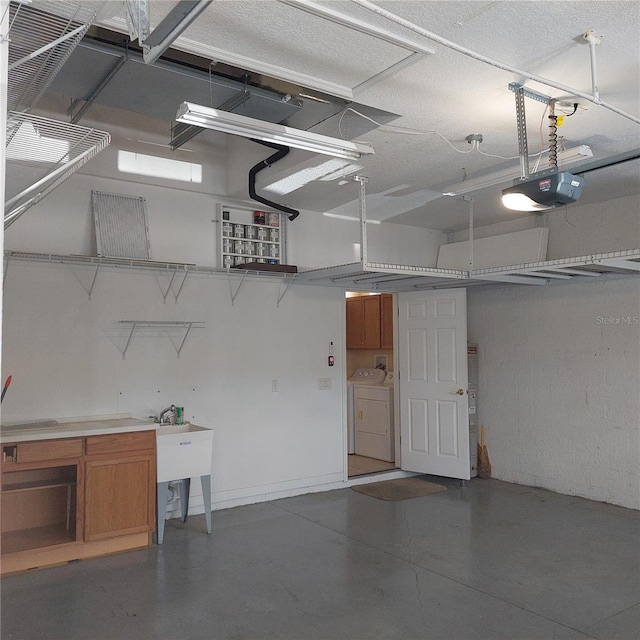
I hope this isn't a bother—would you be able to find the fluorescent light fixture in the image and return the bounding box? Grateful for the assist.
[176,102,374,160]
[264,159,363,195]
[443,145,592,196]
[501,172,585,211]
[323,212,381,224]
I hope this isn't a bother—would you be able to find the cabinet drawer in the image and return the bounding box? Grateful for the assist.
[85,430,155,456]
[11,438,83,464]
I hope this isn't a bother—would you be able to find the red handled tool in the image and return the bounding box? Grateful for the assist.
[1,375,12,403]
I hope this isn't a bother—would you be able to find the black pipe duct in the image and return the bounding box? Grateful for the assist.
[248,140,300,221]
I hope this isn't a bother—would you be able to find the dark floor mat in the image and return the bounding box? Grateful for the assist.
[351,476,447,501]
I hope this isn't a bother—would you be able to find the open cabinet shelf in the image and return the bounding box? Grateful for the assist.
[1,524,77,555]
[218,204,285,268]
[1,465,79,554]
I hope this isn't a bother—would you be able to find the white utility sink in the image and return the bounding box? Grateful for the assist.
[156,423,213,483]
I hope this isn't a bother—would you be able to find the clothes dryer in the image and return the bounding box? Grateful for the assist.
[347,368,386,454]
[354,380,394,462]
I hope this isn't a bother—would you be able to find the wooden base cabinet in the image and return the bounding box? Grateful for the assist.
[84,431,156,542]
[1,430,156,575]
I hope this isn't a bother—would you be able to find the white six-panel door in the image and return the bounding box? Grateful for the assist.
[398,290,470,480]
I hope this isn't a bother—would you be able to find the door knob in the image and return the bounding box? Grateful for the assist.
[454,388,465,395]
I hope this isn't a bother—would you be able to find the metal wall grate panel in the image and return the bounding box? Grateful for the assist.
[92,191,151,260]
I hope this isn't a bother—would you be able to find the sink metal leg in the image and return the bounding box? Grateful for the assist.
[201,474,212,535]
[178,478,191,522]
[156,482,170,544]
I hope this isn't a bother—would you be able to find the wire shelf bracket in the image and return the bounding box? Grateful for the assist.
[227,267,249,305]
[117,321,206,360]
[156,267,190,303]
[277,273,297,307]
[68,262,101,299]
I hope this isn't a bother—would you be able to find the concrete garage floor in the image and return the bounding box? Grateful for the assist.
[1,478,639,640]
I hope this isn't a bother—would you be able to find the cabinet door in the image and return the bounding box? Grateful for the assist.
[362,295,381,349]
[346,297,365,348]
[84,455,155,541]
[381,294,394,349]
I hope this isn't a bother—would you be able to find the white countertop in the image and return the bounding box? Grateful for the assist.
[0,415,157,443]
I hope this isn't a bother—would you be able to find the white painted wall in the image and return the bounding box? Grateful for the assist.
[4,120,638,514]
[2,258,346,511]
[6,170,443,271]
[3,164,352,514]
[2,138,442,515]
[544,193,640,259]
[458,194,640,509]
[467,276,640,509]
[454,192,640,260]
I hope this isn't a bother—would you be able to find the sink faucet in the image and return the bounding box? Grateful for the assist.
[159,405,176,425]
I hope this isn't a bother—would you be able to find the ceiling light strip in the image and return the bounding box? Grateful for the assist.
[176,102,374,160]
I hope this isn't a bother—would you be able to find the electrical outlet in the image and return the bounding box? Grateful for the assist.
[318,378,332,390]
[272,379,278,392]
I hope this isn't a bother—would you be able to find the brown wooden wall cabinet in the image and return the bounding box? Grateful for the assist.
[1,430,156,575]
[347,294,393,350]
[381,294,394,349]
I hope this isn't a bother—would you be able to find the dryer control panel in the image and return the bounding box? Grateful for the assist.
[348,368,386,385]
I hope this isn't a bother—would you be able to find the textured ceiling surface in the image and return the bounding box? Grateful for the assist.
[37,1,640,230]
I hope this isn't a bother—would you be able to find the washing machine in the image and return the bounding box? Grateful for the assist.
[353,370,395,462]
[347,368,386,454]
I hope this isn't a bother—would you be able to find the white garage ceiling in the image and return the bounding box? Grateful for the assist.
[13,0,640,231]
